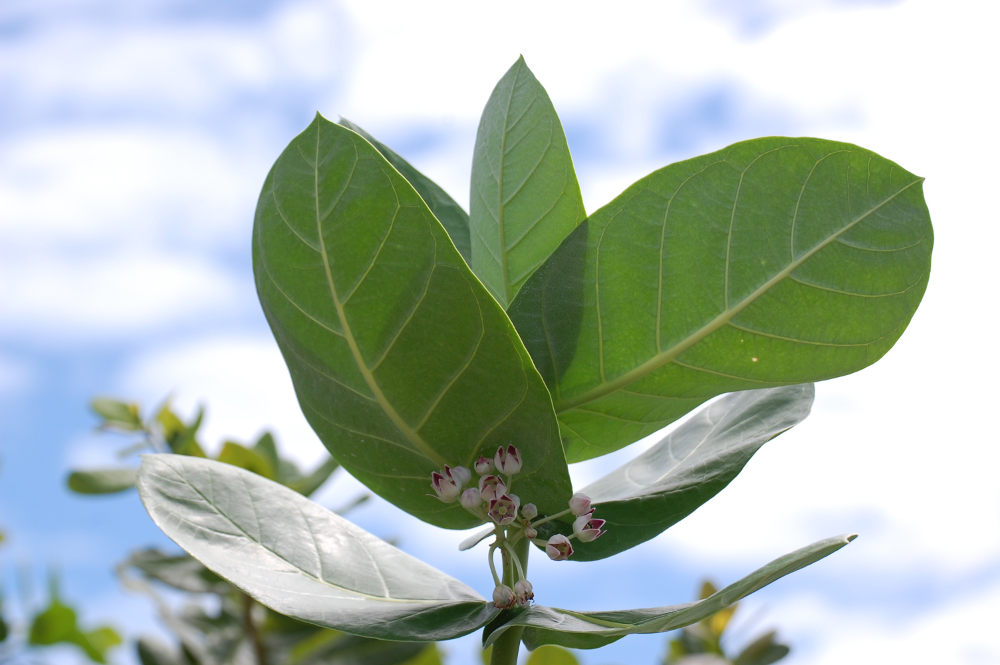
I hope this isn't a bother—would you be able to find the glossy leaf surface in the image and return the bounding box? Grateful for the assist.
[339,118,471,263]
[484,535,854,649]
[510,138,932,461]
[252,115,571,528]
[540,385,814,560]
[470,57,586,307]
[137,455,498,641]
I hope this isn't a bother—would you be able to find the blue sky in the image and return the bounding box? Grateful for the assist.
[2,0,999,663]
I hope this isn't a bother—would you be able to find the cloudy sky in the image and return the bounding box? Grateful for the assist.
[2,0,998,663]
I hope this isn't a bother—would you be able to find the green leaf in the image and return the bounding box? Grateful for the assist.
[137,454,498,641]
[734,631,790,665]
[510,138,932,461]
[252,114,571,528]
[29,594,121,663]
[216,441,277,480]
[66,467,138,494]
[525,645,580,665]
[339,118,471,263]
[121,548,229,594]
[484,534,855,650]
[540,385,813,560]
[286,457,340,497]
[90,397,143,431]
[470,56,586,307]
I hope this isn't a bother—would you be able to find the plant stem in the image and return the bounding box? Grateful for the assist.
[242,593,268,665]
[489,536,529,665]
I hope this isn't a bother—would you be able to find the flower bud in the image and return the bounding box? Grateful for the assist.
[545,534,574,561]
[524,526,538,539]
[494,444,522,475]
[520,503,538,520]
[488,493,520,525]
[514,579,534,605]
[492,584,517,609]
[572,514,606,542]
[460,487,482,513]
[448,465,472,488]
[474,456,494,475]
[478,474,507,503]
[430,468,462,502]
[569,492,592,516]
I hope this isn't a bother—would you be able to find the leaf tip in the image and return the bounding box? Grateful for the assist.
[845,533,859,543]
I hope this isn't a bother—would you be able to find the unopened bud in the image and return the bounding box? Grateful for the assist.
[492,584,517,609]
[520,503,538,520]
[460,487,482,513]
[524,526,538,539]
[569,492,592,516]
[494,445,522,475]
[514,579,534,605]
[474,456,494,475]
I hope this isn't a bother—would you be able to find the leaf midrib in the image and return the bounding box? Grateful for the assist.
[311,127,447,467]
[555,177,923,412]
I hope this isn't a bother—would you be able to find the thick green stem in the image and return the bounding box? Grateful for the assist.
[489,536,530,665]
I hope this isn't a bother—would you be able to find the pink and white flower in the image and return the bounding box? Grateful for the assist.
[494,444,522,475]
[545,534,574,561]
[430,465,469,502]
[572,514,606,542]
[488,493,521,525]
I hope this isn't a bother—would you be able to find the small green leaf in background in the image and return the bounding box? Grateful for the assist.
[91,397,143,431]
[121,548,229,595]
[733,631,790,665]
[66,467,139,494]
[539,385,813,560]
[157,403,206,457]
[339,118,471,263]
[510,137,932,461]
[470,56,586,307]
[216,441,277,480]
[28,592,122,663]
[525,644,580,665]
[138,454,498,641]
[484,535,854,650]
[252,114,570,528]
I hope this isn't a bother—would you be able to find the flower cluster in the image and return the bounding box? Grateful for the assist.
[429,444,606,608]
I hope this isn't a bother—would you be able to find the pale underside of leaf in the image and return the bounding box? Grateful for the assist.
[138,455,496,641]
[484,534,855,649]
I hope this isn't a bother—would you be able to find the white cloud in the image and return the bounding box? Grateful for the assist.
[114,334,328,468]
[0,248,245,343]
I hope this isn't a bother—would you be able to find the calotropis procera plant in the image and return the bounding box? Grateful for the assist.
[136,57,933,665]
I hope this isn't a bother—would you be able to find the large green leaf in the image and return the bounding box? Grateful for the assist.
[338,118,471,263]
[252,114,571,528]
[137,454,498,642]
[484,535,854,650]
[470,56,586,307]
[537,385,814,560]
[510,138,932,461]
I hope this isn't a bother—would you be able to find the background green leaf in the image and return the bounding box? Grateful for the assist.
[538,385,813,560]
[138,454,498,642]
[66,467,138,494]
[484,535,854,650]
[470,56,586,307]
[510,137,932,461]
[252,114,570,528]
[338,118,471,263]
